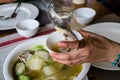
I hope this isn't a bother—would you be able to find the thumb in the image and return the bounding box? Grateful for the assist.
[78,29,98,38]
[57,41,79,49]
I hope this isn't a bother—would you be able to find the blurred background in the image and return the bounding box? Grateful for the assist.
[0,0,119,26]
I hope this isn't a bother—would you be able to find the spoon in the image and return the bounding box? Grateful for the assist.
[48,0,78,41]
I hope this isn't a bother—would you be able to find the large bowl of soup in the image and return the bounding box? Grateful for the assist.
[3,31,90,80]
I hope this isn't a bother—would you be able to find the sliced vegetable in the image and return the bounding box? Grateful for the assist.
[42,65,57,76]
[15,62,26,75]
[42,45,48,51]
[26,57,46,71]
[31,45,46,51]
[18,75,30,80]
[34,51,50,62]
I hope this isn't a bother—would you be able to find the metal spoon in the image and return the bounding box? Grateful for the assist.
[48,0,78,41]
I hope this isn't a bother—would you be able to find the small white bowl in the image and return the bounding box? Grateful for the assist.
[45,30,83,53]
[73,7,96,25]
[15,19,40,38]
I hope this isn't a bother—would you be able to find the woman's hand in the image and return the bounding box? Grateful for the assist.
[50,30,120,66]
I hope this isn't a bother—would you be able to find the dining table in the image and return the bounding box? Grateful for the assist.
[0,0,120,80]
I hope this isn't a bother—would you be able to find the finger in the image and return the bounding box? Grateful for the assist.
[57,41,79,49]
[79,30,111,44]
[78,29,100,38]
[50,52,73,60]
[77,36,93,48]
[70,57,89,65]
[52,55,85,65]
[53,57,74,65]
[50,50,85,60]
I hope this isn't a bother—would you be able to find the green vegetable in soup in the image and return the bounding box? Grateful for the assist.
[31,45,46,51]
[15,62,26,75]
[18,75,30,80]
[42,65,57,76]
[25,55,46,70]
[34,51,50,62]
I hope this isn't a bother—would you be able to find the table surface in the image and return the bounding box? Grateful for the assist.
[0,0,120,80]
[0,0,113,37]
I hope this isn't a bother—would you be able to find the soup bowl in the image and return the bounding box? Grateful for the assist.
[3,31,90,80]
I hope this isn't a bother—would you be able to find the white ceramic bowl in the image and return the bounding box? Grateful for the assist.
[45,30,83,53]
[73,7,96,25]
[3,31,90,80]
[15,19,40,38]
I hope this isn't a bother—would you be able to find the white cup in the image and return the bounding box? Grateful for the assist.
[73,7,96,25]
[15,19,40,38]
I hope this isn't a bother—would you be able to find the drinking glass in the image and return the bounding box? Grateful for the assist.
[47,0,78,41]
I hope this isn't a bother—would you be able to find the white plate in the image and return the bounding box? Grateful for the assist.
[83,22,120,70]
[0,3,39,30]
